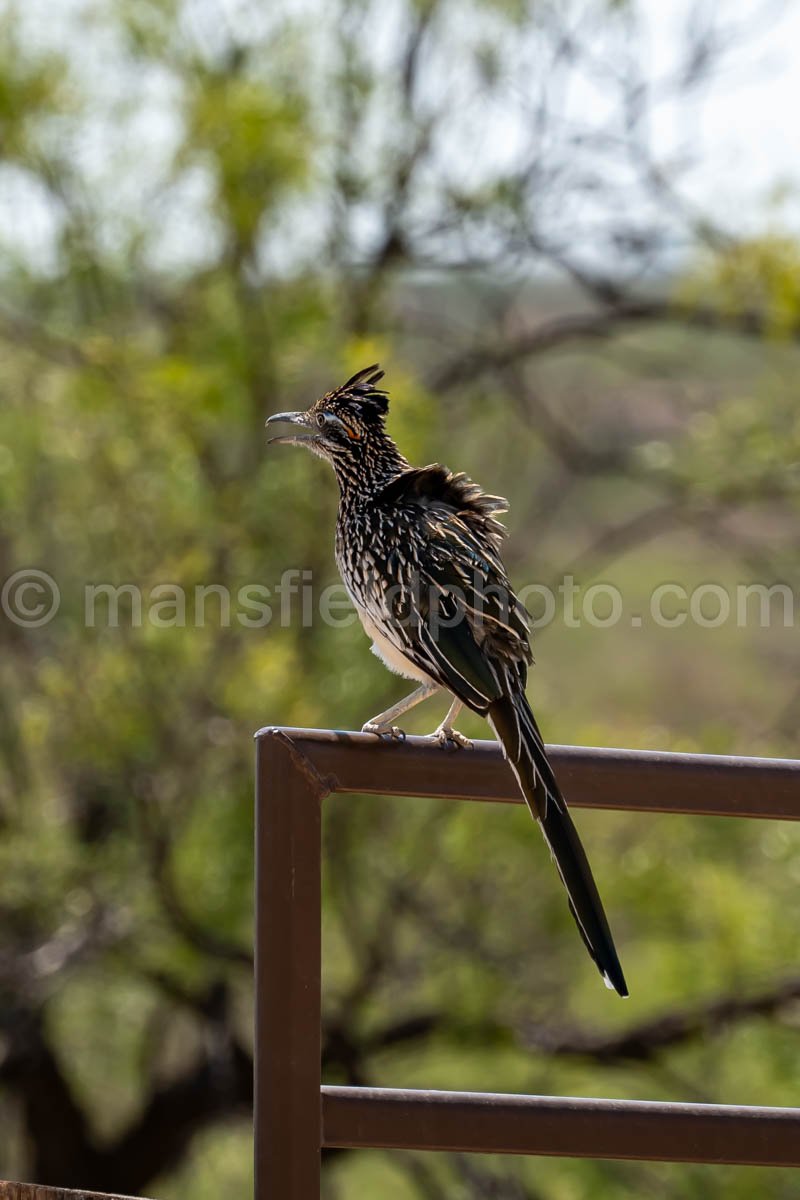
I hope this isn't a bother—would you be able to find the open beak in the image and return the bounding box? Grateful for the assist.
[265,411,316,446]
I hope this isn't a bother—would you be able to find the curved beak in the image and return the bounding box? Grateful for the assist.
[265,411,316,446]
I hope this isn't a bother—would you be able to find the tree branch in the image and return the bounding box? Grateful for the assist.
[431,297,800,392]
[519,975,800,1062]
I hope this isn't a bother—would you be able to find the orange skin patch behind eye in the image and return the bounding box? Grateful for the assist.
[344,425,362,440]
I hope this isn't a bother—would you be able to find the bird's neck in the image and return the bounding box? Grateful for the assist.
[333,435,410,504]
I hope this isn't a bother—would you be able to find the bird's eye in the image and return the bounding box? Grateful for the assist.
[316,412,327,429]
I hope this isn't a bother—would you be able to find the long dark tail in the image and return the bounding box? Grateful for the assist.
[488,692,628,997]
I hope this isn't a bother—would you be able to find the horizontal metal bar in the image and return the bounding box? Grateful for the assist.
[321,1085,800,1166]
[0,1183,149,1200]
[254,728,800,820]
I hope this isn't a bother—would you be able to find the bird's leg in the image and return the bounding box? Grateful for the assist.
[361,683,438,741]
[427,696,473,751]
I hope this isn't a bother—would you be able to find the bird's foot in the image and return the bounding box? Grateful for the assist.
[428,725,473,751]
[361,720,406,742]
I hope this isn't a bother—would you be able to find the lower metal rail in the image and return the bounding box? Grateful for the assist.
[322,1086,800,1165]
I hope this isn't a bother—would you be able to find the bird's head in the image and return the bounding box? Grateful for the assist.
[266,365,389,465]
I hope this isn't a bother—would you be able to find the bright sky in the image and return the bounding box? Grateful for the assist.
[3,0,800,274]
[643,1,800,230]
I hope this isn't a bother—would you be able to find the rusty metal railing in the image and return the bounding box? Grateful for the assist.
[254,727,800,1198]
[0,1184,150,1199]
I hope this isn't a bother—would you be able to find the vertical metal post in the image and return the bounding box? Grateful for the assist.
[255,732,322,1199]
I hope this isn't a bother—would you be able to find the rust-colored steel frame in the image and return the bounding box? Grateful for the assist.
[255,727,800,1199]
[0,1186,149,1200]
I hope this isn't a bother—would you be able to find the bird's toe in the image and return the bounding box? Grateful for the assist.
[430,726,473,751]
[361,720,406,742]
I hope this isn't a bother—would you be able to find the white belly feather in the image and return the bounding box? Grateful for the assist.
[359,609,432,683]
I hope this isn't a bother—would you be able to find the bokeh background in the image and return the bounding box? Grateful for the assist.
[1,1,800,1196]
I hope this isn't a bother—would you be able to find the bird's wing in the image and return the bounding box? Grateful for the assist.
[373,468,628,995]
[370,466,531,713]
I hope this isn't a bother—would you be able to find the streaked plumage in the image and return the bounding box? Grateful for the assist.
[267,365,628,996]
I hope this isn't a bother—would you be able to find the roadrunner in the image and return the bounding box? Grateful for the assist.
[267,365,628,996]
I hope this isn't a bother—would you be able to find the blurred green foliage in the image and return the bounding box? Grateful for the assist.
[0,2,799,1198]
